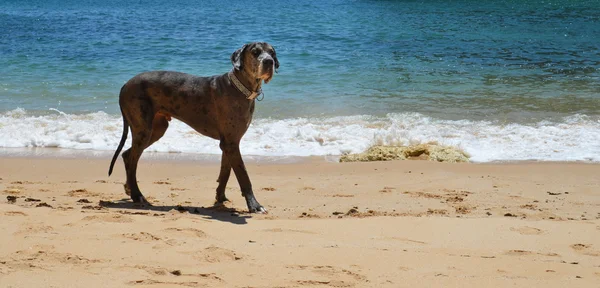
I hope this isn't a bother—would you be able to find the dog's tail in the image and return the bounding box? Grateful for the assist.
[108,104,129,177]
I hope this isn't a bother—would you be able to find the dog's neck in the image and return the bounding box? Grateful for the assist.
[228,69,262,100]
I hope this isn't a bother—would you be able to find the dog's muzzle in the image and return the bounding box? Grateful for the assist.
[258,53,275,83]
[262,58,274,68]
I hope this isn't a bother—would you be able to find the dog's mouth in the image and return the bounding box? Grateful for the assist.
[260,66,274,84]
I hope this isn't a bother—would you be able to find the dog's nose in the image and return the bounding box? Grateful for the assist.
[263,58,274,67]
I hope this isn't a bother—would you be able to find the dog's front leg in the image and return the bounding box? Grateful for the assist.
[215,152,231,203]
[219,141,266,213]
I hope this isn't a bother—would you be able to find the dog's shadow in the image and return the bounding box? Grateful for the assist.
[99,199,250,225]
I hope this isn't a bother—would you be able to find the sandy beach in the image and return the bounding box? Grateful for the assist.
[1,155,599,287]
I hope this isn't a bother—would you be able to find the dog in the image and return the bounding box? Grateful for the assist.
[108,42,279,213]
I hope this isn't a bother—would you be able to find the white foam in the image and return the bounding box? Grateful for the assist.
[1,108,599,162]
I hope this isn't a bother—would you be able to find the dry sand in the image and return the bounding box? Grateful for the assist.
[1,155,599,287]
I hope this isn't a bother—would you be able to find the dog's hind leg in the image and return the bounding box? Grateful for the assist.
[215,152,231,204]
[121,112,170,198]
[121,100,155,204]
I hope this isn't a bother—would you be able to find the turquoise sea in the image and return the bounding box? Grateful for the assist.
[1,0,599,162]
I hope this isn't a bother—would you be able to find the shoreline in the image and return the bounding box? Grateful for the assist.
[0,147,327,165]
[1,147,598,166]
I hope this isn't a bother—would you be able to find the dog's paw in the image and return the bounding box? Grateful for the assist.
[131,195,150,206]
[245,197,266,214]
[139,196,150,204]
[252,206,268,214]
[215,196,230,204]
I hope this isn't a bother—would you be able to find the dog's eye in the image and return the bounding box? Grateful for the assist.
[251,48,261,56]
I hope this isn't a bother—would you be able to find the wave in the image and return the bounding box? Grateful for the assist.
[1,108,599,162]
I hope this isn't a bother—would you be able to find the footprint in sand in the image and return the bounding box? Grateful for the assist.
[187,246,243,263]
[403,191,443,199]
[82,214,134,223]
[13,223,54,236]
[122,232,162,242]
[570,244,600,257]
[4,211,28,216]
[505,250,560,257]
[288,265,367,286]
[164,227,207,238]
[67,189,101,197]
[121,232,184,249]
[127,264,172,276]
[3,245,104,274]
[126,276,223,287]
[510,226,544,235]
[125,264,222,281]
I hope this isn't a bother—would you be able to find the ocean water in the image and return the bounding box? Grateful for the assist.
[1,0,599,162]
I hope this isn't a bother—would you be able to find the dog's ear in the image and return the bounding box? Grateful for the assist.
[230,44,248,71]
[271,47,279,73]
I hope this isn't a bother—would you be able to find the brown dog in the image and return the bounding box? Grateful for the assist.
[108,42,279,213]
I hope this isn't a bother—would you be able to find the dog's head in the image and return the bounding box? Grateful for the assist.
[231,42,279,84]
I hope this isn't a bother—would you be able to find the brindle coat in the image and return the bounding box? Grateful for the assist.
[108,42,279,213]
